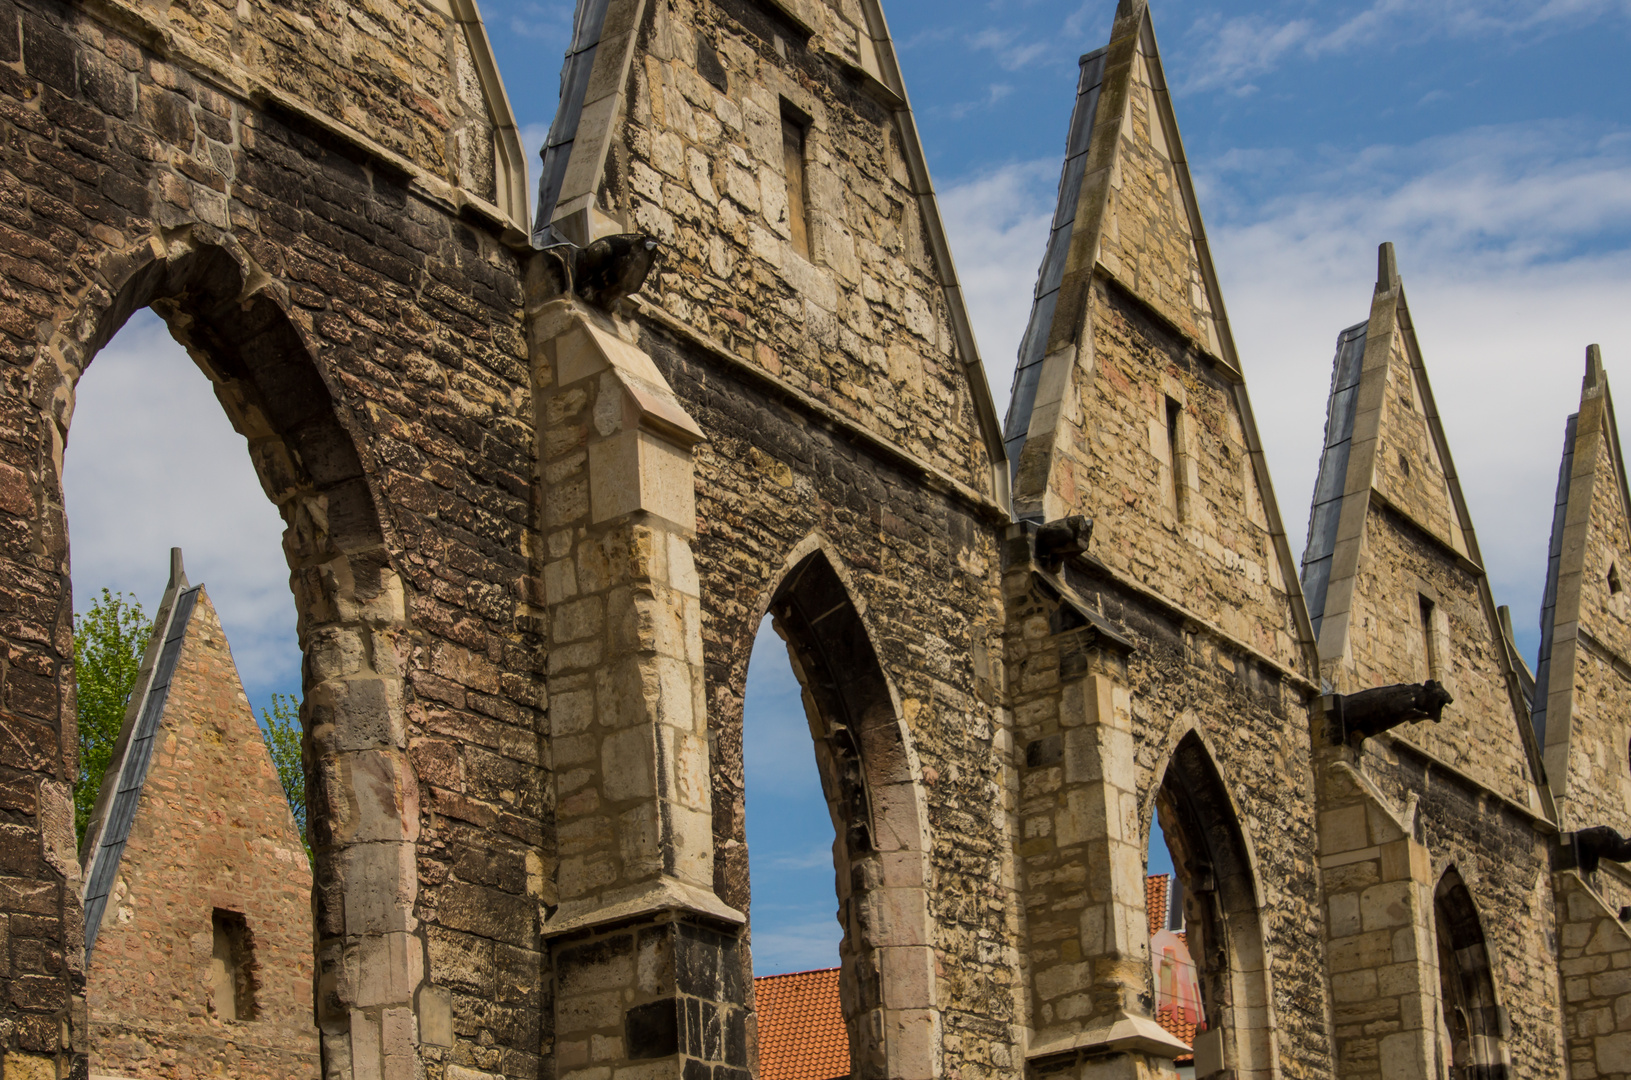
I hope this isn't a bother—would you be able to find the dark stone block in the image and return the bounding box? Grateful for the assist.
[683,995,702,1056]
[675,927,720,998]
[724,1006,747,1067]
[682,1058,711,1080]
[1026,734,1062,768]
[21,14,74,95]
[626,998,679,1060]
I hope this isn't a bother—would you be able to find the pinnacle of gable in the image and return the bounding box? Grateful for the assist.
[1089,14,1222,356]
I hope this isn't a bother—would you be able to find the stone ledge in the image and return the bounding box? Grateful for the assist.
[1026,1012,1193,1062]
[543,878,745,939]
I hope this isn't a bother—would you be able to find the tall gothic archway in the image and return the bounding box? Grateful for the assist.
[1151,731,1275,1078]
[38,237,418,1072]
[738,542,937,1080]
[1434,868,1510,1080]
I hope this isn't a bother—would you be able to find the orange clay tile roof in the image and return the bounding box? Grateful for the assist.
[1156,1005,1199,1063]
[755,968,850,1080]
[1147,873,1169,937]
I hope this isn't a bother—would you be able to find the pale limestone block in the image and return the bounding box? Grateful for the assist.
[1377,1029,1431,1080]
[881,848,928,890]
[1360,880,1413,932]
[1033,960,1091,1002]
[342,842,417,935]
[382,1007,417,1080]
[886,1008,940,1080]
[879,945,935,1010]
[552,689,596,737]
[557,853,618,900]
[653,654,697,730]
[588,430,698,532]
[1056,787,1109,848]
[665,728,711,811]
[1320,805,1371,855]
[418,986,454,1047]
[1588,919,1631,956]
[871,782,924,853]
[601,726,656,801]
[330,748,421,844]
[873,887,931,947]
[665,803,715,889]
[1329,892,1362,938]
[351,931,423,1008]
[351,1008,384,1080]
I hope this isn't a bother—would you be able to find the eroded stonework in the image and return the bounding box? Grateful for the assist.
[0,0,1625,1078]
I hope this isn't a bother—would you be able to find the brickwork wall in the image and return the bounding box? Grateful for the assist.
[87,589,319,1078]
[612,0,995,494]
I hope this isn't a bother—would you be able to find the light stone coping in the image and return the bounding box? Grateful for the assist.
[542,877,745,938]
[1026,1012,1193,1062]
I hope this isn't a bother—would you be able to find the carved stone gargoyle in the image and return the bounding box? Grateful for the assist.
[1572,826,1631,875]
[1035,515,1093,568]
[538,233,662,310]
[1329,680,1453,744]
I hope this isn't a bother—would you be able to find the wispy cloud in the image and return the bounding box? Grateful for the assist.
[1178,0,1631,93]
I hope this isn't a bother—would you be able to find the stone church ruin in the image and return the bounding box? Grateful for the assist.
[1,0,1628,1076]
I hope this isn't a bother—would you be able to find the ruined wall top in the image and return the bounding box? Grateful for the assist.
[80,0,530,230]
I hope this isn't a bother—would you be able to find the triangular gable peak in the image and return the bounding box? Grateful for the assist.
[1002,0,1314,676]
[536,0,1009,501]
[1534,346,1631,829]
[1302,245,1544,812]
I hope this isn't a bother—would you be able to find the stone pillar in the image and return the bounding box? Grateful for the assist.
[1006,547,1188,1075]
[1553,869,1631,1080]
[527,268,747,1080]
[1317,757,1437,1080]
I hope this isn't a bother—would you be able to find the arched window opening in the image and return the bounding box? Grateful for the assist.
[1434,870,1510,1080]
[744,613,848,1080]
[1147,816,1203,1073]
[57,253,375,1078]
[1150,734,1273,1079]
[734,550,932,1080]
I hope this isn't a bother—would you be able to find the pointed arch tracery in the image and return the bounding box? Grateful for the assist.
[1150,730,1275,1079]
[1434,868,1510,1080]
[732,539,936,1080]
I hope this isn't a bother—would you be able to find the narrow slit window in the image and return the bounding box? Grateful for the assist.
[1610,563,1622,595]
[1419,595,1440,682]
[781,107,810,258]
[1165,397,1185,519]
[210,909,258,1022]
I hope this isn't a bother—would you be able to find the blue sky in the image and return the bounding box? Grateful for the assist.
[65,0,1631,975]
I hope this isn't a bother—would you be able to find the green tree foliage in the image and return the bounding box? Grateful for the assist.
[72,589,152,845]
[260,692,308,852]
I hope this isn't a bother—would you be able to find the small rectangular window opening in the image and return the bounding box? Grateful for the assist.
[781,106,810,258]
[211,909,258,1022]
[1165,397,1186,519]
[1419,595,1440,682]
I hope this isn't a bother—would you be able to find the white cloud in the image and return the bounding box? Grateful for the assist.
[64,312,300,709]
[938,159,1061,411]
[1178,0,1631,91]
[938,120,1631,663]
[748,909,843,975]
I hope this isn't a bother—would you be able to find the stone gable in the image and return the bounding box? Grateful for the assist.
[84,580,317,1079]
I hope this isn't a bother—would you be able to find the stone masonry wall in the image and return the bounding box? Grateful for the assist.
[1368,324,1467,557]
[1355,739,1565,1077]
[87,589,319,1079]
[0,0,546,1071]
[612,0,996,494]
[1339,504,1536,810]
[643,319,1020,1080]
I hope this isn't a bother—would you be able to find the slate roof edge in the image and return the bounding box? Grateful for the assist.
[79,549,203,959]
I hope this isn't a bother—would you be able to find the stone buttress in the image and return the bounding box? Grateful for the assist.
[1300,244,1560,1078]
[1001,2,1327,1077]
[1532,346,1631,1080]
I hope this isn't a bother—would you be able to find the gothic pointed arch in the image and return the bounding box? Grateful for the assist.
[1151,730,1275,1078]
[44,235,419,1073]
[1434,868,1510,1080]
[737,540,936,1080]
